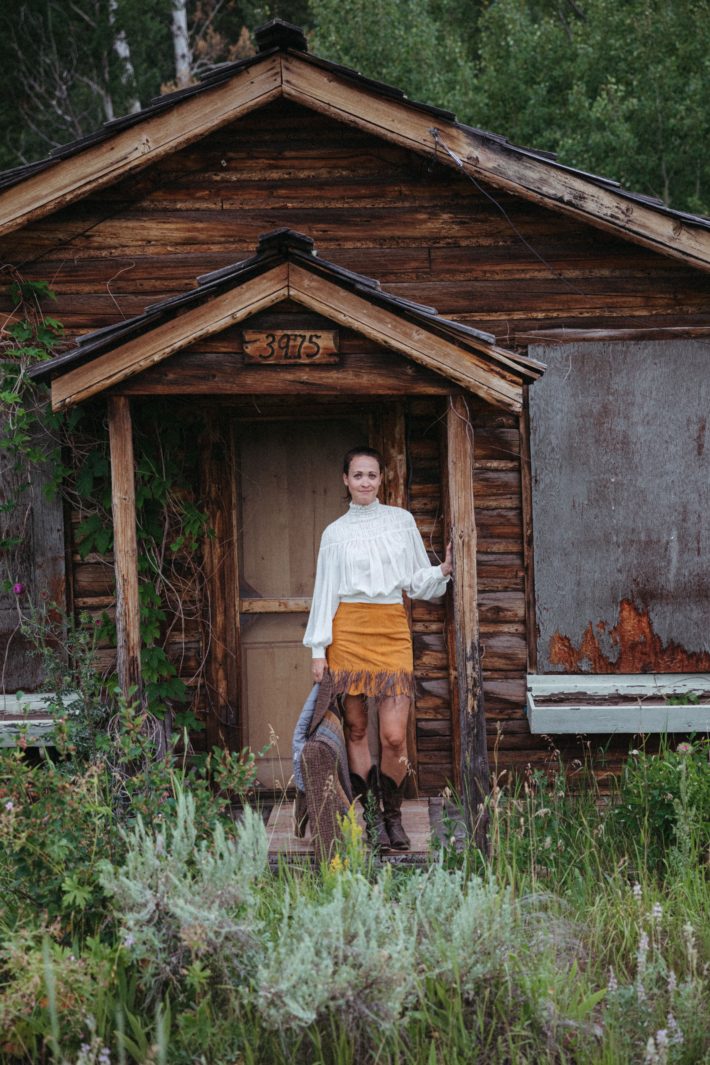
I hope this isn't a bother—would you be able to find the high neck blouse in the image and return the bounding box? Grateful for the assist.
[303,500,449,658]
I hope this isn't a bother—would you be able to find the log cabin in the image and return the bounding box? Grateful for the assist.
[1,19,708,801]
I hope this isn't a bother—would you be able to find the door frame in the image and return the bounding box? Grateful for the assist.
[199,397,418,792]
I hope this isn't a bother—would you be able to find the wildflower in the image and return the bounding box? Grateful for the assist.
[329,853,344,874]
[676,742,693,755]
[607,966,618,993]
[667,970,677,993]
[631,749,640,756]
[12,582,24,595]
[4,800,13,811]
[123,933,135,948]
[633,881,643,902]
[666,1013,684,1045]
[543,835,552,850]
[651,901,663,922]
[644,1036,659,1064]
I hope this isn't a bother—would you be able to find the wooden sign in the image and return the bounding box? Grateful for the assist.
[243,329,339,363]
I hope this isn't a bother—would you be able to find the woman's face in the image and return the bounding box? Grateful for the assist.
[343,454,383,505]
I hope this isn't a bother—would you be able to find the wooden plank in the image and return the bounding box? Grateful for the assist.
[381,401,418,795]
[281,55,710,272]
[518,388,536,673]
[0,54,282,237]
[446,394,490,846]
[107,396,142,702]
[200,414,240,751]
[0,718,56,747]
[265,798,433,857]
[51,265,289,410]
[527,700,710,734]
[528,672,710,697]
[287,264,525,411]
[117,350,452,395]
[240,597,312,613]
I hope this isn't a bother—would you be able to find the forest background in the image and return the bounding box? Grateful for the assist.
[0,0,708,216]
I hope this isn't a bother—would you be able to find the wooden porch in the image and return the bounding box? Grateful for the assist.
[263,796,463,866]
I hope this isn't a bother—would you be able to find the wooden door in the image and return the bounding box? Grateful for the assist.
[237,416,367,789]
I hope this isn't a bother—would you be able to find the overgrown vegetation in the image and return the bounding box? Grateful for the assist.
[0,712,708,1063]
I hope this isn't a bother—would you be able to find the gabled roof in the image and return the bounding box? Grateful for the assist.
[30,229,543,413]
[1,20,709,271]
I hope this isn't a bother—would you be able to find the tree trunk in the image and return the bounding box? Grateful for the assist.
[109,0,141,114]
[171,0,192,89]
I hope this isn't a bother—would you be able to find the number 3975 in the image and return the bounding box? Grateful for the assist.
[243,330,339,363]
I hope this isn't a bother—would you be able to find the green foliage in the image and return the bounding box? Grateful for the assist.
[471,0,710,213]
[100,792,268,1000]
[614,737,710,869]
[1,743,709,1063]
[310,0,473,117]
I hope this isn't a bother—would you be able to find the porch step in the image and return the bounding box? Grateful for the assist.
[265,797,456,866]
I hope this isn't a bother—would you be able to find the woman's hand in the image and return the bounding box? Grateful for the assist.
[440,540,453,578]
[312,658,328,683]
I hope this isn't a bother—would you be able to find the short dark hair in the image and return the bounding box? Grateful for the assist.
[342,445,385,476]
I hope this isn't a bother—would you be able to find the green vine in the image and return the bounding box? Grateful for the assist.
[1,278,211,732]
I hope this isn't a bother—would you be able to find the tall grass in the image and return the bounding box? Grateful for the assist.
[0,736,707,1064]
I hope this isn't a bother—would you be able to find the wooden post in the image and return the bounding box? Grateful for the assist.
[446,394,490,850]
[519,385,538,673]
[381,401,418,796]
[199,414,240,752]
[107,396,142,702]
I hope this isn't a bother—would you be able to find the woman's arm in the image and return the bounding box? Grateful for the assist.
[405,516,452,600]
[303,536,340,665]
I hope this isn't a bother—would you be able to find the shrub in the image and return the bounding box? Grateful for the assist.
[256,872,416,1039]
[614,738,710,868]
[100,790,268,1001]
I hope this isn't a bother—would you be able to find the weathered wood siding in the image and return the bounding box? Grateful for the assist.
[2,101,710,345]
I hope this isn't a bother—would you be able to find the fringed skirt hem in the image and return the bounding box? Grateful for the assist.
[326,601,414,700]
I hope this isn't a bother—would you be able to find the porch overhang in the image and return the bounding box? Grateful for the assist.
[31,229,543,413]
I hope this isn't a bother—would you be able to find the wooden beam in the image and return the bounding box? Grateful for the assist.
[200,414,240,751]
[446,394,490,848]
[0,55,282,238]
[381,401,418,796]
[240,597,311,613]
[282,54,710,273]
[107,396,142,703]
[519,386,537,673]
[51,265,289,410]
[288,264,524,412]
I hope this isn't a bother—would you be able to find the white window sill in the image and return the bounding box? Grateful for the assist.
[526,673,710,734]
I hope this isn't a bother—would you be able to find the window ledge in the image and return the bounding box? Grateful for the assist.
[0,692,79,747]
[526,673,710,734]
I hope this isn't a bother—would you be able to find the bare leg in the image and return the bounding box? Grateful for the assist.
[343,694,371,779]
[378,695,410,786]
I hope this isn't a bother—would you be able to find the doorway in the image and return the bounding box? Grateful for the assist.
[237,414,367,788]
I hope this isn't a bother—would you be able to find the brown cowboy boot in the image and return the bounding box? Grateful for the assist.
[350,766,390,849]
[381,773,411,850]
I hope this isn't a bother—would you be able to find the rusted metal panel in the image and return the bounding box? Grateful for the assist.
[529,340,710,673]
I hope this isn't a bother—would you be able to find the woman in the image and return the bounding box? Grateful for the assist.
[304,445,452,850]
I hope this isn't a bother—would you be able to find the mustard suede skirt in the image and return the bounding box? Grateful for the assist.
[326,601,414,699]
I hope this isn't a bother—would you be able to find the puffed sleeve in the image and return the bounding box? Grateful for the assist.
[303,534,340,658]
[403,513,450,601]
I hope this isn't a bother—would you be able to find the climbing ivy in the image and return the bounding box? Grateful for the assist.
[1,280,210,729]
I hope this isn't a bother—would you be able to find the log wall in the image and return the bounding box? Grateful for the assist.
[2,100,709,347]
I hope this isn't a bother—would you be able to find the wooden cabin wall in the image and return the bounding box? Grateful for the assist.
[2,100,710,347]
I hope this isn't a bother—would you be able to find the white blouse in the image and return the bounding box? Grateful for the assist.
[303,499,449,658]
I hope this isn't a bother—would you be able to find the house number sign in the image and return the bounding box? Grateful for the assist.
[243,329,339,363]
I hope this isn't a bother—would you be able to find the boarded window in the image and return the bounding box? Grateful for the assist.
[529,340,710,674]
